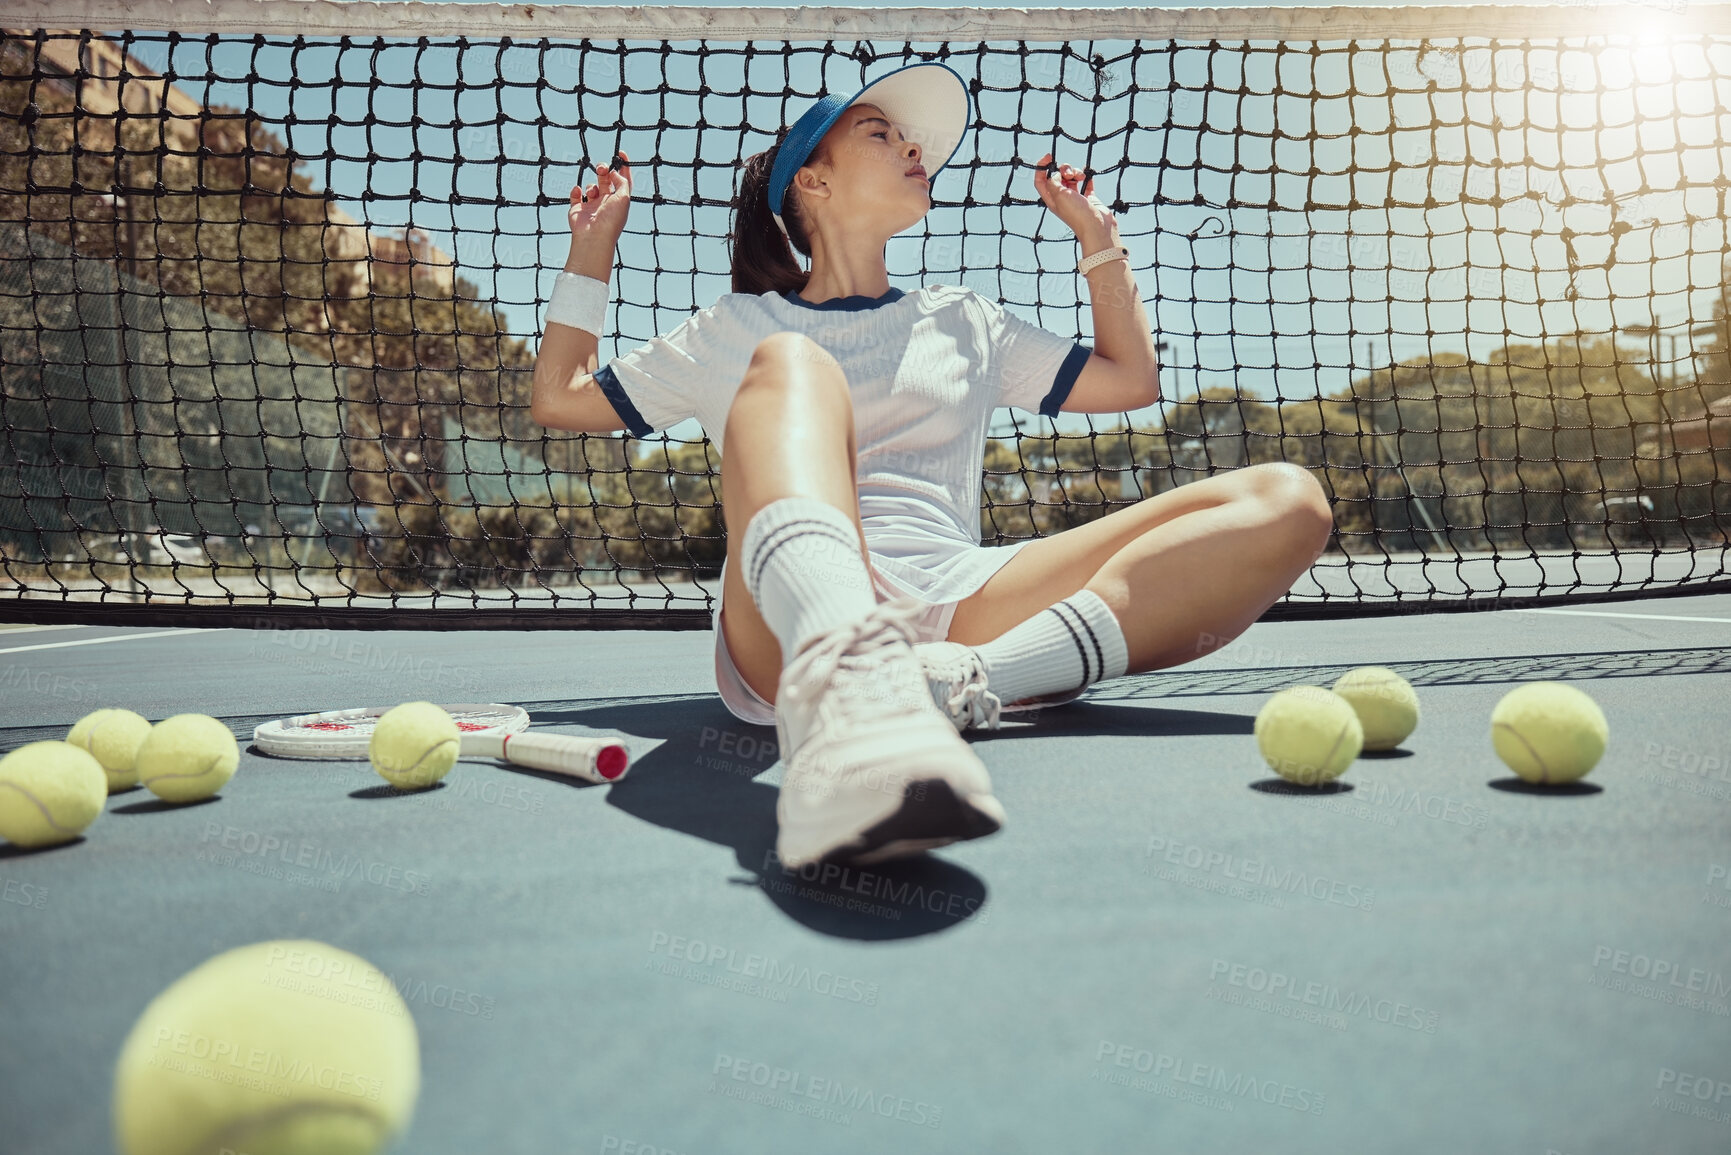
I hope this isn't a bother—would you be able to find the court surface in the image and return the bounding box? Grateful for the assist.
[3,594,1730,1154]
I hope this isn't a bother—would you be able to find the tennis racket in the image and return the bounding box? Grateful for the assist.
[253,704,630,785]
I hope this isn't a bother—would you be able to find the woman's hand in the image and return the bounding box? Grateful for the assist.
[567,149,633,253]
[1032,152,1119,249]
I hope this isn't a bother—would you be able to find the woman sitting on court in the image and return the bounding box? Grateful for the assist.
[530,64,1333,871]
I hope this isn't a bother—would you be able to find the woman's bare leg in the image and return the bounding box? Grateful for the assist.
[948,463,1334,672]
[721,335,1003,869]
[718,332,871,706]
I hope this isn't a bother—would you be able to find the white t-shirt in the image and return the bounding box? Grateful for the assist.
[595,285,1091,575]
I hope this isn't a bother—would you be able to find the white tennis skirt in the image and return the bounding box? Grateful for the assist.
[712,487,1037,725]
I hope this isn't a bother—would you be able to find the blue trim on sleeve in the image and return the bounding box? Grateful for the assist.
[592,364,654,438]
[1040,343,1093,417]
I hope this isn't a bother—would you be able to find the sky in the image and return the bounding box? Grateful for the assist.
[112,3,1731,438]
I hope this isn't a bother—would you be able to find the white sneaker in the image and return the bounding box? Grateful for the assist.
[914,641,1002,731]
[913,642,1088,731]
[774,599,1006,870]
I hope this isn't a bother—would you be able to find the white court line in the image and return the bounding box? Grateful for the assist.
[0,628,219,656]
[0,624,85,635]
[1518,608,1731,625]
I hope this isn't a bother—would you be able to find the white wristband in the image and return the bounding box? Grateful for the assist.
[547,271,609,337]
[1077,246,1129,276]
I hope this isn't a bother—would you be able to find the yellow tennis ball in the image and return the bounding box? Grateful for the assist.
[113,939,421,1155]
[0,740,108,847]
[136,714,239,803]
[1491,682,1608,784]
[1254,685,1364,786]
[369,702,460,790]
[66,708,154,792]
[1330,666,1420,751]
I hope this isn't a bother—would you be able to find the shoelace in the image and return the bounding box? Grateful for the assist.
[945,678,1002,731]
[930,649,1002,731]
[790,600,929,726]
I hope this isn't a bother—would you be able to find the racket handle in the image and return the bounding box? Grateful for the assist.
[462,733,630,785]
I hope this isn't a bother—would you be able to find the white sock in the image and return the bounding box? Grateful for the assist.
[739,497,877,656]
[974,589,1129,704]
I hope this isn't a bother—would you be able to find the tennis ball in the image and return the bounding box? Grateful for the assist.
[1330,666,1420,751]
[369,702,460,790]
[1491,682,1608,784]
[1254,685,1364,786]
[113,939,420,1155]
[66,708,154,792]
[0,741,108,847]
[136,714,239,803]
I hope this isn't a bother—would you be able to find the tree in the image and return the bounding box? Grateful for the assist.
[0,40,587,584]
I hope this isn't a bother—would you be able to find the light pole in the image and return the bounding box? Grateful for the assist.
[1621,321,1661,389]
[1621,317,1717,462]
[95,190,142,599]
[1690,319,1722,390]
[1360,340,1447,552]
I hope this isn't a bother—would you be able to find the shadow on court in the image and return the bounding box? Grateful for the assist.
[1094,645,1731,700]
[520,695,995,941]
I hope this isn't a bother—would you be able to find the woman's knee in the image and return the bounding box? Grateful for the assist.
[740,332,843,391]
[1239,463,1335,552]
[728,331,853,448]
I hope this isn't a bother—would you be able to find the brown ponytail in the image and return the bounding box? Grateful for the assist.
[730,129,828,297]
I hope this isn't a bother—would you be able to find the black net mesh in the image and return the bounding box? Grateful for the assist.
[3,13,1730,629]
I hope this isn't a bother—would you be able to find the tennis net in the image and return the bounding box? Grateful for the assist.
[3,1,1730,629]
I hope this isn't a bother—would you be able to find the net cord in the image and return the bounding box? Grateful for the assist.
[9,0,1731,41]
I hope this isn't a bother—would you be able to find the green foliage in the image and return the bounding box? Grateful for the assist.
[2,36,1726,586]
[353,437,726,592]
[980,335,1727,555]
[0,43,557,576]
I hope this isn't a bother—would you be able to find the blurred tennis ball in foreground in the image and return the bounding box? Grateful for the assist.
[0,740,107,847]
[66,708,153,792]
[1491,682,1608,784]
[1254,686,1364,786]
[369,702,460,789]
[1330,666,1419,751]
[113,939,420,1155]
[137,714,239,803]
